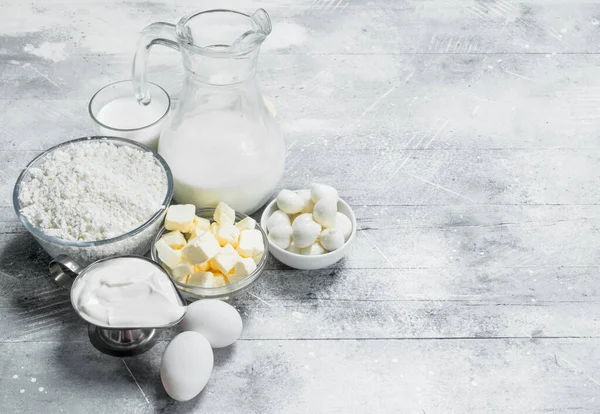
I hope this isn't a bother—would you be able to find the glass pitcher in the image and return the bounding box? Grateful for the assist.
[132,8,285,215]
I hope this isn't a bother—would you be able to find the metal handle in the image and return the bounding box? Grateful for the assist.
[49,254,83,287]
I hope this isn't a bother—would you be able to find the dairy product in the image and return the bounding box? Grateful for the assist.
[182,232,221,265]
[158,110,285,214]
[310,183,338,203]
[236,229,265,258]
[320,228,345,251]
[266,210,291,232]
[96,96,167,149]
[291,220,321,248]
[268,224,292,250]
[301,242,327,255]
[165,204,195,232]
[154,202,265,288]
[71,257,185,328]
[213,202,235,225]
[161,231,187,249]
[313,197,338,228]
[276,189,304,214]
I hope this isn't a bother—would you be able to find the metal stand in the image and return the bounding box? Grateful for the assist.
[88,325,158,357]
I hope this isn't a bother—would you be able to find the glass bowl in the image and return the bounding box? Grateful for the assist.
[150,208,269,301]
[12,136,174,267]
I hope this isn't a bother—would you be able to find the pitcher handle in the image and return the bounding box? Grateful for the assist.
[132,22,180,105]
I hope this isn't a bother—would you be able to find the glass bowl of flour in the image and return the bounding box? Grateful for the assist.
[13,137,173,267]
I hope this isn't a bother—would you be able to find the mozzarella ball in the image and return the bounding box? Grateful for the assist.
[313,197,338,228]
[300,242,327,255]
[268,224,293,250]
[276,189,304,214]
[267,210,291,232]
[310,183,338,203]
[335,212,353,241]
[286,242,302,254]
[292,213,315,227]
[296,189,315,213]
[319,228,345,251]
[292,219,321,248]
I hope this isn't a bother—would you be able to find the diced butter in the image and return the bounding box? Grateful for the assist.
[252,252,263,265]
[181,232,221,264]
[187,271,215,287]
[193,261,210,272]
[209,222,219,235]
[216,223,240,247]
[210,245,242,274]
[236,229,264,258]
[230,258,257,283]
[212,273,228,287]
[193,216,211,231]
[189,227,208,240]
[155,239,182,268]
[171,262,192,280]
[235,216,256,231]
[160,230,187,249]
[165,204,196,232]
[213,201,235,225]
[175,273,189,284]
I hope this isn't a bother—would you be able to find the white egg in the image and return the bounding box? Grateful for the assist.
[267,210,291,232]
[292,213,315,227]
[310,183,338,203]
[319,228,345,251]
[286,242,302,254]
[268,224,293,250]
[313,197,338,228]
[300,242,327,255]
[296,189,315,213]
[180,300,243,348]
[160,331,213,401]
[335,212,353,241]
[292,219,321,248]
[276,189,304,214]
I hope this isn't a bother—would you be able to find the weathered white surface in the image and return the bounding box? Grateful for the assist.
[1,0,600,412]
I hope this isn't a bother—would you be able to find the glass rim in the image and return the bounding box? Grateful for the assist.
[175,8,271,58]
[88,80,171,132]
[13,136,174,248]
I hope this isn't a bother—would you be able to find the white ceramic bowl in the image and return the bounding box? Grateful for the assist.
[260,194,357,270]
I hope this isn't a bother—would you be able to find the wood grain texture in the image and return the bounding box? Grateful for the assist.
[1,0,599,412]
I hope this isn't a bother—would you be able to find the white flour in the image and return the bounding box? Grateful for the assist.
[19,141,167,241]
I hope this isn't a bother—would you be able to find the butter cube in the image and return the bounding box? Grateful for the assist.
[212,272,228,287]
[236,229,264,258]
[252,252,263,265]
[193,261,210,272]
[216,223,240,247]
[189,227,208,240]
[181,232,221,264]
[210,246,242,274]
[230,258,257,283]
[210,222,219,235]
[165,204,196,232]
[193,216,211,231]
[155,239,182,268]
[160,231,187,250]
[171,262,192,280]
[175,274,189,284]
[213,202,235,225]
[235,217,256,231]
[187,271,215,287]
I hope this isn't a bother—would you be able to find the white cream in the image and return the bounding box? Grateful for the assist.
[71,257,186,328]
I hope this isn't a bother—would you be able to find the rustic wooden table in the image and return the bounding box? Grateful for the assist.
[1,0,599,412]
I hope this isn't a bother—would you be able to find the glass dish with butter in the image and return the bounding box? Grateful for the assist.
[150,203,268,301]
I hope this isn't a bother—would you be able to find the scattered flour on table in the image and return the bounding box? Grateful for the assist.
[30,378,36,382]
[23,42,67,62]
[19,141,167,242]
[12,374,18,379]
